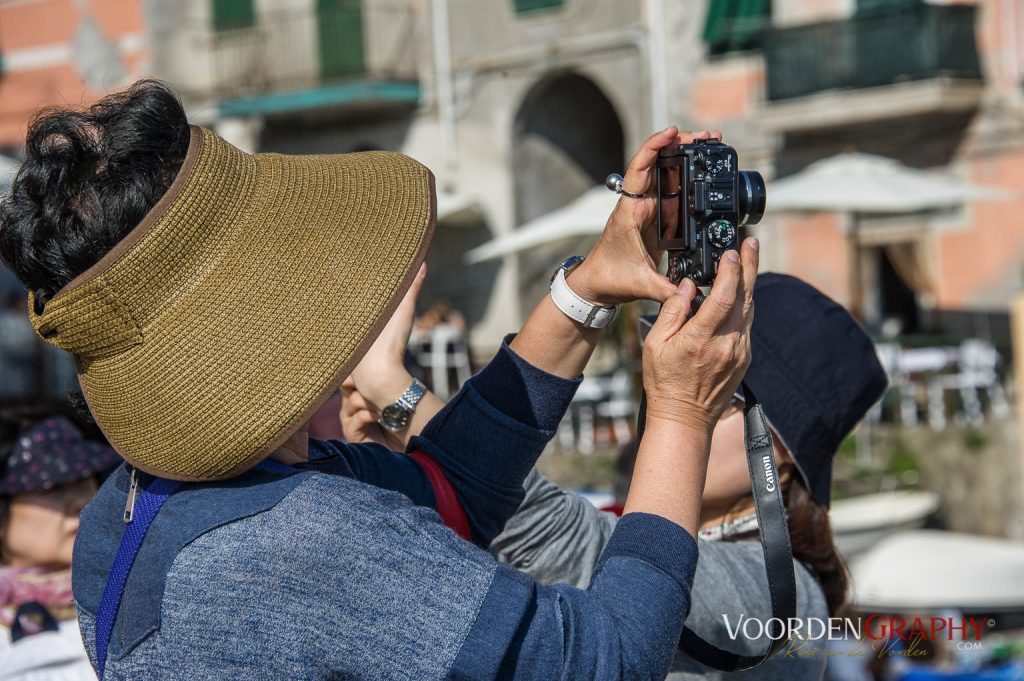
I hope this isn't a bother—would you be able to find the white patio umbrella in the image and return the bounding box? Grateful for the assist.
[464,185,616,264]
[769,153,1015,213]
[770,153,1015,319]
[849,530,1024,611]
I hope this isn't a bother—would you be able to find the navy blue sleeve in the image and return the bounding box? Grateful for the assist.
[308,439,437,509]
[451,513,700,680]
[311,336,579,547]
[410,335,580,545]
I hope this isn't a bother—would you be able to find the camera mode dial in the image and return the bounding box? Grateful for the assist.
[707,219,737,249]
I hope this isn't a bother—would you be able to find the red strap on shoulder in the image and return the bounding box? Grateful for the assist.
[599,503,625,517]
[408,450,472,542]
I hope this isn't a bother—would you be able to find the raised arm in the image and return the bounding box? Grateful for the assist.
[341,127,754,541]
[491,469,618,586]
[349,126,718,406]
[327,337,580,546]
[319,248,758,678]
[338,264,444,452]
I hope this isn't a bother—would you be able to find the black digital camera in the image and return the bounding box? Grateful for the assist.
[656,140,766,288]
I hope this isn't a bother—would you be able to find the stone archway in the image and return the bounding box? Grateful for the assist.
[512,72,626,309]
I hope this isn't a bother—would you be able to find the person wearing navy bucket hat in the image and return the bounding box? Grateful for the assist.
[0,405,120,681]
[742,272,890,508]
[342,271,889,681]
[497,272,890,680]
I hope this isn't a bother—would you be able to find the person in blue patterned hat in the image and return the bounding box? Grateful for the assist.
[0,405,119,680]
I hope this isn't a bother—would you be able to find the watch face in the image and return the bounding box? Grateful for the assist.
[381,404,411,432]
[551,255,586,284]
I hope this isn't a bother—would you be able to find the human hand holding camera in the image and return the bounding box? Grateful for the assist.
[623,229,757,535]
[567,126,723,308]
[642,238,757,433]
[570,124,756,435]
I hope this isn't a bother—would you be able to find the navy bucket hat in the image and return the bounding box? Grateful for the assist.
[745,273,888,507]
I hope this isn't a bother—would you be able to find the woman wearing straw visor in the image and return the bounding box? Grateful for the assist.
[0,80,758,680]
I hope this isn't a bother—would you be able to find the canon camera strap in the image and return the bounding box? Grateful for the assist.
[637,315,797,672]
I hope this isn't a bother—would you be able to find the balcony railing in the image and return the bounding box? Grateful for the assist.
[207,2,417,101]
[763,4,983,102]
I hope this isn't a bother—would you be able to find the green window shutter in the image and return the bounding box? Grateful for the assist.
[212,0,256,32]
[703,0,771,54]
[703,0,738,47]
[514,0,565,14]
[317,0,365,81]
[727,0,770,51]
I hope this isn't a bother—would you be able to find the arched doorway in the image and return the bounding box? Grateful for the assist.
[512,72,625,310]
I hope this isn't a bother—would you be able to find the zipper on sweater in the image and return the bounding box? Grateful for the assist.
[123,468,139,523]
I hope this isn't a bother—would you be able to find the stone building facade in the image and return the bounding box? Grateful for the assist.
[1,0,1022,351]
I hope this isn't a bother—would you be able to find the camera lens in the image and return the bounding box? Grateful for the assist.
[738,170,766,226]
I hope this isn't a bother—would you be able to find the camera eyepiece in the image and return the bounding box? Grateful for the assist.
[738,170,766,227]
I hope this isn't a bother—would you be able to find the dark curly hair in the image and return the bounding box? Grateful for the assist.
[0,79,190,300]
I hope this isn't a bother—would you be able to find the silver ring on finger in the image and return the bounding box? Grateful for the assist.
[605,173,647,200]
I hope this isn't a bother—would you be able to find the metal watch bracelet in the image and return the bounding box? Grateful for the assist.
[379,378,427,433]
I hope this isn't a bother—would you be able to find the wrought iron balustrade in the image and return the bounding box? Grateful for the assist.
[764,4,982,102]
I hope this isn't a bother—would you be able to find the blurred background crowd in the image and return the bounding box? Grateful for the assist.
[0,0,1023,679]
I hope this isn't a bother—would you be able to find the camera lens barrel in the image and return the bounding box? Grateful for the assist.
[738,170,766,226]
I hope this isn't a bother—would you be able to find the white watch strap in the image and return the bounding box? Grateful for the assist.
[549,269,618,329]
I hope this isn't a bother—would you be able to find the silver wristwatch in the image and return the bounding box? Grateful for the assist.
[379,378,427,433]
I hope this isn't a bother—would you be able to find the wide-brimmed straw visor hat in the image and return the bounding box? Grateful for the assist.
[27,126,436,481]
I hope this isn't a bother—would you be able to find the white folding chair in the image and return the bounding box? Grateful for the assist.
[424,323,472,401]
[927,339,1009,429]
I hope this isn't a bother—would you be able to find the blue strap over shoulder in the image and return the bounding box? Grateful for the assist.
[94,460,290,679]
[94,474,181,678]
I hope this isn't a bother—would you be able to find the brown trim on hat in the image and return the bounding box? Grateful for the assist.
[47,125,204,303]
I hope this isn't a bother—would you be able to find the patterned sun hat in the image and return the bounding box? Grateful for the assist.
[0,416,120,496]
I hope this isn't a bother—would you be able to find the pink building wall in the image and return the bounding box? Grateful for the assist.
[0,0,148,147]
